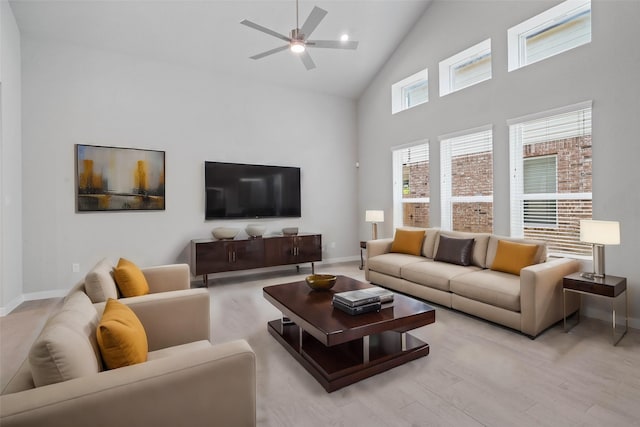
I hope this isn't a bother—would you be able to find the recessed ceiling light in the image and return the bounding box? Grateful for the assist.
[340,34,349,42]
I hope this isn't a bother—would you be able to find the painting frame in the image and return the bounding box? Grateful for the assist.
[75,144,166,212]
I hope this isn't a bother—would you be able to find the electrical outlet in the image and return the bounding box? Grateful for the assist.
[72,263,80,273]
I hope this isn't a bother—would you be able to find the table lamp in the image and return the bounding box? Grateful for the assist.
[365,210,384,240]
[580,219,620,278]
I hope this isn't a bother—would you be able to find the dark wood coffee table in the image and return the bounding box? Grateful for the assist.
[263,275,435,392]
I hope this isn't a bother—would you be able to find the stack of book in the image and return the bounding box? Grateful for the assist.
[332,287,394,315]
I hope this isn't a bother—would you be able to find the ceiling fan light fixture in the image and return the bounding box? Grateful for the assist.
[290,41,305,53]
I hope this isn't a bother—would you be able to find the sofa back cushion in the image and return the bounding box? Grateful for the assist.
[435,231,491,268]
[84,258,118,303]
[29,292,102,387]
[486,235,547,268]
[422,228,440,259]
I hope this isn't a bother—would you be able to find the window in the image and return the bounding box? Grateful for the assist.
[391,69,428,114]
[392,141,429,229]
[440,127,493,232]
[508,0,591,71]
[439,39,492,97]
[523,155,557,226]
[509,102,592,256]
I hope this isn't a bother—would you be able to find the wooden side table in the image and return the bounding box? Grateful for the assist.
[359,241,366,270]
[563,272,628,346]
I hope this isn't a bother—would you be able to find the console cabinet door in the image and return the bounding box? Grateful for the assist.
[193,241,231,275]
[294,235,322,263]
[230,239,264,270]
[263,237,296,266]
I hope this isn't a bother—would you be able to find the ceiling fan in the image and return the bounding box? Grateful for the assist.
[240,0,359,70]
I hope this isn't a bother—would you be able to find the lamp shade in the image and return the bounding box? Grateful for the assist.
[580,220,620,245]
[365,210,384,223]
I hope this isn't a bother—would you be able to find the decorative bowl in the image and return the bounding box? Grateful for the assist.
[282,227,299,236]
[212,227,240,240]
[245,224,267,237]
[305,274,337,291]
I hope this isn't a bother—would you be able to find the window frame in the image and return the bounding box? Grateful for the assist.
[508,101,593,258]
[439,125,494,232]
[391,140,430,229]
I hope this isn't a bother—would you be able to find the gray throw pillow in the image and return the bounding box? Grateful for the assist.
[434,235,475,266]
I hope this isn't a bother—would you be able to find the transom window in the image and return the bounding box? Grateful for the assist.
[508,0,591,71]
[509,102,592,257]
[391,69,428,114]
[439,39,492,97]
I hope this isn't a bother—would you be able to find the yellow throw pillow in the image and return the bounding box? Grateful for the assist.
[113,258,150,297]
[96,298,148,370]
[491,240,539,276]
[390,229,425,256]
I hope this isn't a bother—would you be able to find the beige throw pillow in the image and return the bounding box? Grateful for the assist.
[84,258,118,303]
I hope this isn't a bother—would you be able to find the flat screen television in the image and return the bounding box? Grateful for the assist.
[205,161,301,219]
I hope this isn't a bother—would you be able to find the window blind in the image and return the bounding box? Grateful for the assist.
[510,105,592,256]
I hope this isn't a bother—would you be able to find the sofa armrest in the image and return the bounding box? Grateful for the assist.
[0,340,256,427]
[366,239,393,258]
[520,258,580,337]
[142,263,191,293]
[94,289,210,351]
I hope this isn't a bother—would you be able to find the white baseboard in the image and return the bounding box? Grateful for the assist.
[0,294,25,317]
[0,289,67,317]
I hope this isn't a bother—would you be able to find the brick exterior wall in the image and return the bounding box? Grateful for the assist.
[403,162,430,227]
[452,152,493,197]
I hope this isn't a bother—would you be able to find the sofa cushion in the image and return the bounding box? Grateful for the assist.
[450,269,521,312]
[29,292,102,387]
[84,258,118,303]
[97,298,149,370]
[434,235,475,266]
[491,240,539,275]
[401,260,481,292]
[114,258,150,297]
[486,235,547,268]
[368,253,425,278]
[421,228,440,259]
[390,229,425,256]
[435,231,491,268]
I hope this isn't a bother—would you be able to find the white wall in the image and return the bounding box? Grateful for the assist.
[357,0,640,326]
[0,0,23,314]
[19,37,358,296]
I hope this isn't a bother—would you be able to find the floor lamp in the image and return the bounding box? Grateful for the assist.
[365,210,384,240]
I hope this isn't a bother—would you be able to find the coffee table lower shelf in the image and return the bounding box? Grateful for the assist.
[267,319,429,392]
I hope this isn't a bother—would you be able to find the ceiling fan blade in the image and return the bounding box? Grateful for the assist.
[299,50,316,70]
[250,45,290,60]
[307,40,359,49]
[240,19,291,43]
[300,6,327,39]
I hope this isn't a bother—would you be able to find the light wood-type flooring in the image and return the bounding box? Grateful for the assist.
[1,262,639,426]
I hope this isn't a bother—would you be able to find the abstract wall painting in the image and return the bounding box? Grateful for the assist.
[76,144,165,212]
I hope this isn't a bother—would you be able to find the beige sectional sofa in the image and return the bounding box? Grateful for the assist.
[0,261,256,427]
[366,228,580,337]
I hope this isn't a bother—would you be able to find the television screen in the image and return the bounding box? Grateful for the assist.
[205,161,301,219]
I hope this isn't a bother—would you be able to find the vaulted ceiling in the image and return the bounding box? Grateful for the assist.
[9,0,432,99]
